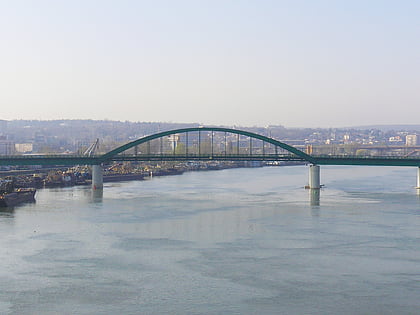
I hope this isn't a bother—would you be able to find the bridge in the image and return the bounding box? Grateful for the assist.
[1,127,420,190]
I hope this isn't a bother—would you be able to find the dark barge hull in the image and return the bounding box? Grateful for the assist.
[0,189,36,207]
[103,174,145,182]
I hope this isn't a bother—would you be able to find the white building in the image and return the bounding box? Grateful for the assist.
[15,143,33,153]
[406,134,418,146]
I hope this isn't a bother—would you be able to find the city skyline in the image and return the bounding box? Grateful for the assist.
[1,0,419,128]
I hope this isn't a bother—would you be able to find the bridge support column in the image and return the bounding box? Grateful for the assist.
[417,167,420,190]
[92,164,103,190]
[309,164,321,189]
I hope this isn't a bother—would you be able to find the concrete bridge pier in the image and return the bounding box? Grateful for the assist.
[309,164,321,189]
[417,167,420,190]
[92,164,103,190]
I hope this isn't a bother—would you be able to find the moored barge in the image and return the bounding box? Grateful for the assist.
[1,179,36,207]
[0,188,36,207]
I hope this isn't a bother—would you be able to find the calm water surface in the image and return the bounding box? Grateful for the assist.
[0,166,419,314]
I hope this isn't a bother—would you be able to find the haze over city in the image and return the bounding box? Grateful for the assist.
[1,0,419,128]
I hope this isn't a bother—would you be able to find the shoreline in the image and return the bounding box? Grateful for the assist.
[0,161,306,190]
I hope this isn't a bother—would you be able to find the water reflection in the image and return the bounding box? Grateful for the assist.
[0,206,14,217]
[309,188,320,206]
[108,199,269,244]
[91,188,103,203]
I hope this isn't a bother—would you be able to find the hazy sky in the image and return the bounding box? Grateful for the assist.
[1,0,419,127]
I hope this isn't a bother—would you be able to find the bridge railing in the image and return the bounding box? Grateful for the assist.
[0,154,102,166]
[312,154,420,160]
[107,153,306,162]
[0,154,88,159]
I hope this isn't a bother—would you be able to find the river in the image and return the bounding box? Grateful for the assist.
[0,165,419,314]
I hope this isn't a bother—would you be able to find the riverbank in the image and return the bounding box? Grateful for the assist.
[0,160,305,190]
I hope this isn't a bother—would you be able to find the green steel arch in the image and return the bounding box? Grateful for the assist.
[98,127,317,164]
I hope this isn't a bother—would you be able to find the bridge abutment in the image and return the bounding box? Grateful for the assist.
[92,164,103,190]
[309,165,321,189]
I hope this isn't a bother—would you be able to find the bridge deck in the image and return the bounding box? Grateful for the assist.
[0,154,419,167]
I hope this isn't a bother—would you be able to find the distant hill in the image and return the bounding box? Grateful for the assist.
[350,125,420,132]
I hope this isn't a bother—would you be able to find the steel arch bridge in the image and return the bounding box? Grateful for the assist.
[0,127,419,167]
[98,127,317,164]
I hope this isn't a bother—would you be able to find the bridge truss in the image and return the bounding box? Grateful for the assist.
[98,127,315,164]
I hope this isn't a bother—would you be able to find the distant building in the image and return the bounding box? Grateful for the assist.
[389,136,403,144]
[343,134,351,144]
[406,134,418,146]
[325,139,340,145]
[167,134,180,150]
[15,143,33,153]
[0,138,14,155]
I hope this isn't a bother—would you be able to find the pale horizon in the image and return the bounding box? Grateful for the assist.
[1,1,419,128]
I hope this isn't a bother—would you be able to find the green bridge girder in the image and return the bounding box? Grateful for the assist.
[312,155,420,167]
[0,155,101,166]
[0,127,419,167]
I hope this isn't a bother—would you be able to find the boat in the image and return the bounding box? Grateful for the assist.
[0,188,36,207]
[103,173,145,182]
[0,179,36,207]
